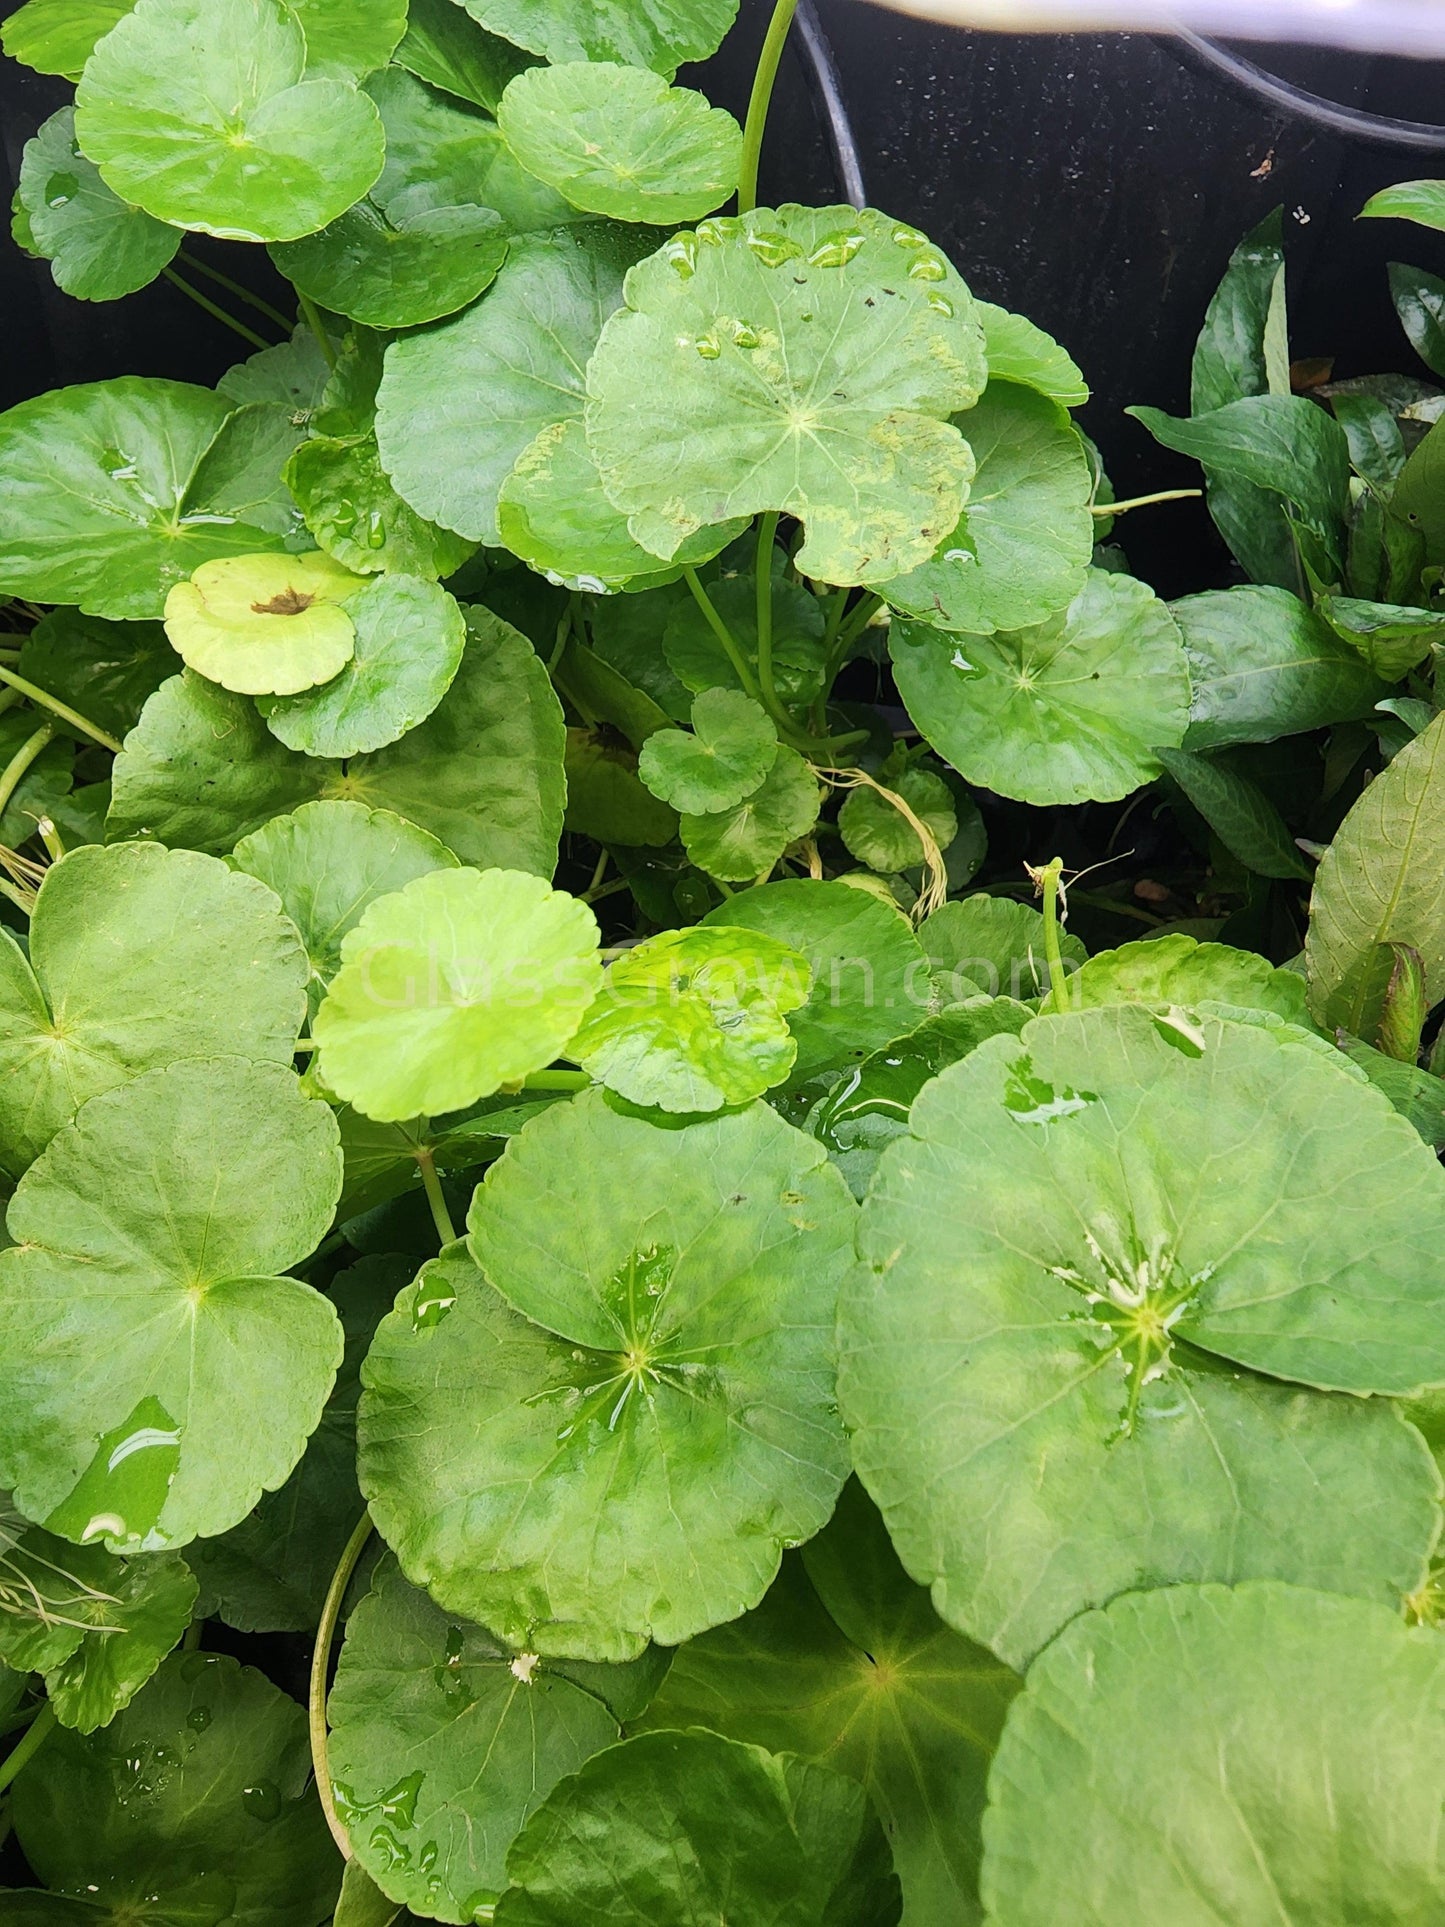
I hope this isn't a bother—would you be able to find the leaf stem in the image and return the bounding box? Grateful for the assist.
[1030,858,1074,1007]
[0,724,55,824]
[176,248,292,331]
[522,1070,592,1092]
[1092,488,1203,518]
[309,1509,373,1859]
[682,568,760,700]
[297,292,338,371]
[161,267,271,351]
[0,666,123,752]
[755,511,783,721]
[738,0,800,216]
[0,1701,55,1796]
[416,1146,457,1247]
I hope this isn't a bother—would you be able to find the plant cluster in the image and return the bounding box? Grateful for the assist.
[1,0,1445,1920]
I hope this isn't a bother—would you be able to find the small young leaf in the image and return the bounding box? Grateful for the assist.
[163,551,365,696]
[638,688,777,813]
[1361,180,1445,232]
[494,1730,901,1927]
[680,744,820,881]
[890,570,1192,807]
[570,925,810,1111]
[16,107,180,303]
[0,1059,344,1549]
[1315,593,1445,681]
[73,0,386,243]
[976,301,1089,406]
[313,868,601,1121]
[361,1093,855,1658]
[586,206,987,587]
[838,767,957,874]
[498,64,742,225]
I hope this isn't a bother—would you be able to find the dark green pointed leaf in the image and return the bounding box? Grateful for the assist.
[703,878,931,1074]
[16,107,179,302]
[494,1730,901,1927]
[217,326,333,413]
[982,1584,1445,1925]
[11,1651,339,1925]
[378,224,651,544]
[1388,261,1445,380]
[1157,746,1312,881]
[587,207,987,587]
[361,1092,854,1658]
[0,380,284,619]
[641,1481,1019,1924]
[498,64,741,225]
[455,0,739,72]
[0,841,308,1178]
[839,1007,1445,1665]
[891,570,1192,807]
[884,382,1094,635]
[73,0,385,243]
[564,728,678,845]
[1316,592,1445,681]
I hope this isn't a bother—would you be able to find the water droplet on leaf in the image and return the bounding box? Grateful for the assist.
[242,1779,281,1821]
[45,1395,182,1551]
[44,171,79,208]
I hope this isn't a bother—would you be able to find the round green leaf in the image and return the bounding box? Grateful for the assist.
[1055,932,1310,1024]
[883,381,1094,635]
[838,767,958,873]
[73,0,386,243]
[314,868,601,1122]
[286,432,477,581]
[0,378,285,619]
[164,551,365,696]
[641,1480,1019,1925]
[976,301,1089,406]
[455,0,738,71]
[702,878,931,1075]
[839,1006,1445,1667]
[11,1650,340,1926]
[16,107,180,302]
[272,198,508,331]
[360,1092,855,1658]
[396,0,537,111]
[0,1058,343,1551]
[0,1507,197,1735]
[18,609,173,741]
[328,1560,631,1919]
[981,1583,1445,1926]
[231,801,460,1015]
[497,64,741,225]
[259,575,467,758]
[189,1253,409,1634]
[494,1731,901,1927]
[638,687,777,812]
[919,893,1087,1003]
[110,610,566,874]
[680,744,820,881]
[288,0,406,81]
[569,925,810,1111]
[586,206,987,587]
[890,569,1193,806]
[1,0,131,79]
[0,840,308,1178]
[378,224,652,545]
[217,325,334,411]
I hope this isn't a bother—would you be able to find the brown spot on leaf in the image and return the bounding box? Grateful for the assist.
[251,587,316,616]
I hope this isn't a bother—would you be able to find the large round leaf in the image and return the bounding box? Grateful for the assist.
[260,574,467,758]
[883,381,1094,635]
[0,379,284,619]
[0,840,308,1178]
[0,1059,344,1550]
[16,106,180,301]
[839,1006,1445,1667]
[497,64,741,225]
[377,224,651,544]
[889,569,1192,806]
[981,1584,1445,1925]
[455,0,738,72]
[494,1731,901,1927]
[163,551,364,696]
[110,609,566,873]
[11,1651,339,1927]
[569,925,810,1111]
[73,0,386,243]
[641,1480,1020,1925]
[1055,932,1309,1024]
[702,879,931,1075]
[360,1093,855,1659]
[231,801,460,1016]
[327,1560,633,1920]
[313,868,601,1121]
[586,206,987,587]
